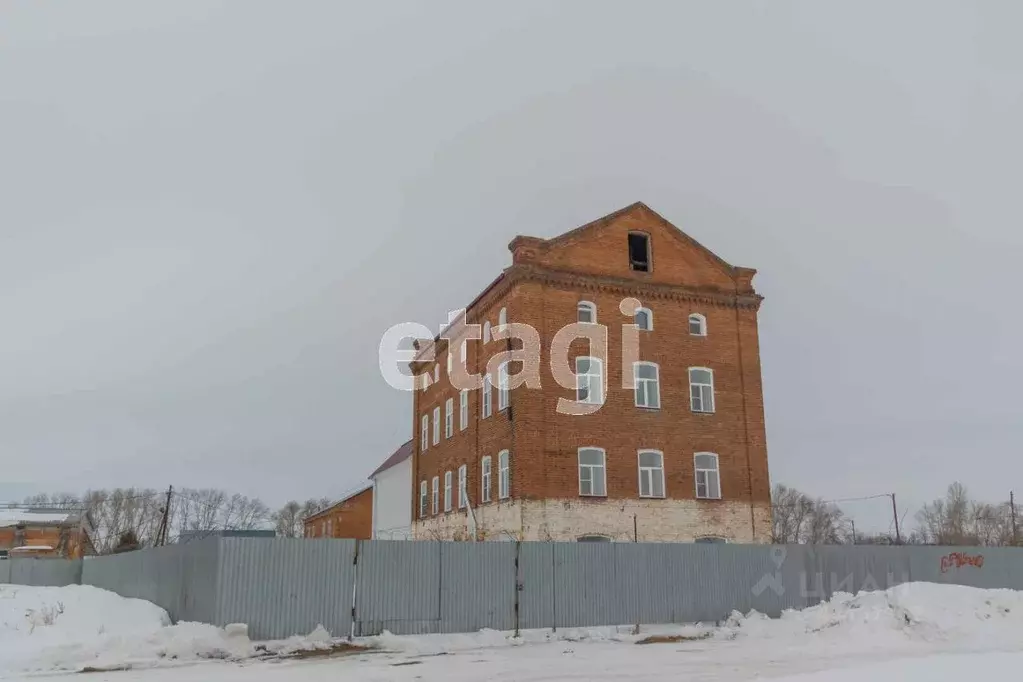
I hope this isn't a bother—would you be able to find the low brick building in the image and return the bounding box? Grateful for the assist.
[409,202,771,543]
[0,507,96,558]
[303,485,374,540]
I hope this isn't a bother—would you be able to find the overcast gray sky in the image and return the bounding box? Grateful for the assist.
[3,1,1022,532]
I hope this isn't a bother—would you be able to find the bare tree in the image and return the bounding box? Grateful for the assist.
[771,484,850,544]
[171,488,270,540]
[272,497,332,537]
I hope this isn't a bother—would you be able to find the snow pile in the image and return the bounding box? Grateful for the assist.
[721,582,1023,651]
[0,584,255,675]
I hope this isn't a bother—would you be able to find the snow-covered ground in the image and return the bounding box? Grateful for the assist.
[3,582,1023,681]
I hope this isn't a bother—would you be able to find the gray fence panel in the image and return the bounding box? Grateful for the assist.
[355,540,441,636]
[517,542,554,630]
[181,538,221,624]
[438,542,516,633]
[907,545,996,588]
[710,544,810,618]
[216,537,357,640]
[811,546,912,601]
[7,558,82,586]
[552,542,627,628]
[0,560,10,583]
[615,543,685,624]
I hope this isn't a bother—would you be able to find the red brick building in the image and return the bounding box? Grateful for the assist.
[303,485,374,540]
[410,202,771,543]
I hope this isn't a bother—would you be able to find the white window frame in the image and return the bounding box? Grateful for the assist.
[483,321,491,343]
[481,456,492,503]
[447,352,452,375]
[432,476,439,514]
[432,406,441,444]
[498,307,508,329]
[689,313,707,337]
[421,414,429,451]
[497,361,510,411]
[498,450,510,500]
[638,449,665,498]
[634,361,661,409]
[577,300,597,324]
[419,480,428,518]
[689,367,715,413]
[445,398,454,438]
[459,390,468,431]
[578,447,607,497]
[575,356,604,405]
[694,452,721,500]
[458,464,467,509]
[434,365,440,383]
[460,340,467,364]
[635,306,653,331]
[482,374,493,418]
[444,471,453,512]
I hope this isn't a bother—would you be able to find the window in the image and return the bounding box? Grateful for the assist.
[695,536,727,544]
[498,450,510,499]
[498,307,508,329]
[628,232,650,272]
[483,321,491,343]
[444,471,453,512]
[695,453,721,499]
[432,406,441,444]
[460,340,467,364]
[576,356,604,405]
[689,367,715,413]
[432,476,440,514]
[321,520,326,536]
[445,398,454,438]
[434,365,440,383]
[420,481,428,518]
[577,301,597,324]
[634,362,661,409]
[635,306,653,331]
[638,450,665,498]
[578,447,607,496]
[458,464,468,508]
[688,313,707,336]
[447,352,452,375]
[577,535,612,543]
[482,374,492,418]
[497,362,510,410]
[326,519,333,538]
[421,414,429,451]
[481,456,492,503]
[460,390,468,431]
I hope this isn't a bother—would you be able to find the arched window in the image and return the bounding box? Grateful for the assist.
[577,301,597,324]
[688,313,707,337]
[635,306,653,331]
[575,356,604,405]
[498,307,508,329]
[633,362,661,409]
[497,361,510,411]
[695,536,727,544]
[689,367,715,413]
[638,450,665,498]
[577,535,612,543]
[578,447,607,496]
[694,453,721,499]
[483,321,492,343]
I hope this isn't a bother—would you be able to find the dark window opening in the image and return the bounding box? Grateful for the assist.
[628,233,650,272]
[577,535,612,543]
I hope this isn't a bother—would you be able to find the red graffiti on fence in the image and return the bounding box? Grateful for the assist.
[940,552,984,573]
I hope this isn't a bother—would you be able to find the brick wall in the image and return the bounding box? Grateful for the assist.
[411,203,772,543]
[304,487,374,540]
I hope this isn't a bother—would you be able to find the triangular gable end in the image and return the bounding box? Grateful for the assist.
[512,202,751,291]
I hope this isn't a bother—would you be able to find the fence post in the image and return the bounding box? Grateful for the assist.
[514,541,521,638]
[349,539,360,641]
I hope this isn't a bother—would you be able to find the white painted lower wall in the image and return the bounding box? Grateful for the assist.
[415,499,772,543]
[371,458,413,540]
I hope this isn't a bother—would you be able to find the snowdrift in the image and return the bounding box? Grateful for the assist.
[3,581,1023,675]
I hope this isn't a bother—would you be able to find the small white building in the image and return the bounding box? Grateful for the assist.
[369,440,413,540]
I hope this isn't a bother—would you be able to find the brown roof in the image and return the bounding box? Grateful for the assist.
[369,439,413,479]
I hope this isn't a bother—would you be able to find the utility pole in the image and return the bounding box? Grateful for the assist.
[890,493,902,545]
[1011,491,1018,547]
[633,514,638,542]
[850,519,856,545]
[156,485,173,546]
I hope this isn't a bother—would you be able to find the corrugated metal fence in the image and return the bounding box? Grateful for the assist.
[3,540,1021,640]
